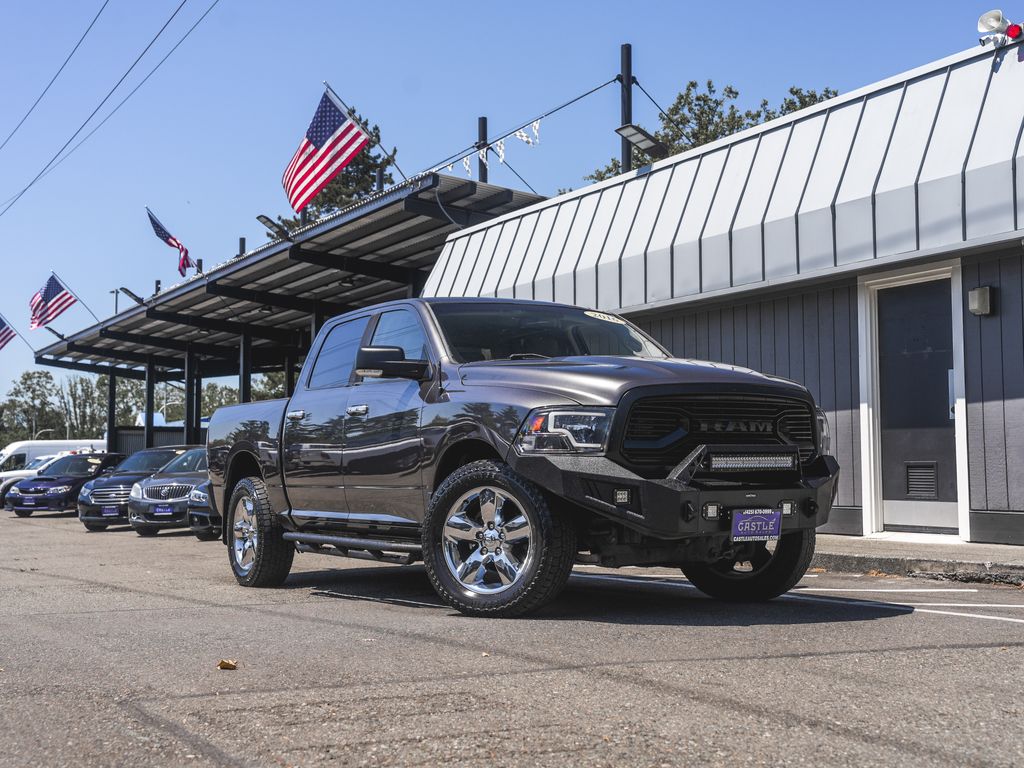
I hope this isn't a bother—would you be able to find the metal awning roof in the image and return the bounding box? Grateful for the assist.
[425,41,1024,314]
[37,174,544,380]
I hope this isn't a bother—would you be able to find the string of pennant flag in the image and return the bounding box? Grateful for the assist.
[449,120,542,176]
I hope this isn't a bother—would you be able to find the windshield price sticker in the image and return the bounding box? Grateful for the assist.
[584,310,627,324]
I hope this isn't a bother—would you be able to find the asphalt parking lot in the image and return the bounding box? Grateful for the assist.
[1,512,1022,768]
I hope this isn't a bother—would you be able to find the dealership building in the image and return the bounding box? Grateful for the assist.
[423,42,1024,546]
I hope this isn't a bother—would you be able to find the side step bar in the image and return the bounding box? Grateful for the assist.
[282,531,421,565]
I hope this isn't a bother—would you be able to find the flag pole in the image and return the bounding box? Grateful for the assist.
[322,81,408,182]
[50,270,99,323]
[0,312,37,354]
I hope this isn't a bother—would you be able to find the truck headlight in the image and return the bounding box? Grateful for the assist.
[130,483,143,500]
[816,408,832,456]
[515,408,614,454]
[189,487,209,505]
[79,481,95,502]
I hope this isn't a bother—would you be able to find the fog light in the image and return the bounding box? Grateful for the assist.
[614,489,631,505]
[703,502,720,520]
[781,500,795,516]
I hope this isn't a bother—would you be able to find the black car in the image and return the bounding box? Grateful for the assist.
[187,479,220,541]
[78,446,197,532]
[6,453,123,517]
[128,447,208,537]
[206,298,840,618]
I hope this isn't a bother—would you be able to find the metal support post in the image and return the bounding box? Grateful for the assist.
[477,116,488,183]
[239,332,252,403]
[105,374,117,452]
[620,43,633,172]
[144,357,156,448]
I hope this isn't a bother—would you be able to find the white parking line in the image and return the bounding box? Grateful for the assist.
[901,603,1024,608]
[793,587,978,593]
[911,608,1024,625]
[577,573,1024,626]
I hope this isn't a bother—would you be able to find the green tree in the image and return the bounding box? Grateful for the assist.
[1,371,64,441]
[272,109,396,233]
[587,82,837,182]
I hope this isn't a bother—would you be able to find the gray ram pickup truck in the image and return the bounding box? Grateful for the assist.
[207,297,839,617]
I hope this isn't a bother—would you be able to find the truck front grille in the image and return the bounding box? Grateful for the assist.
[619,394,816,474]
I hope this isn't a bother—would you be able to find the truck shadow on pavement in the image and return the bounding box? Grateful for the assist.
[292,564,905,626]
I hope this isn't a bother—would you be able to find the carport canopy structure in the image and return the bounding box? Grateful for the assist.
[35,174,544,449]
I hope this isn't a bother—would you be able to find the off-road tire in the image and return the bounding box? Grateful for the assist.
[227,476,294,587]
[134,525,158,537]
[83,522,108,532]
[13,509,32,518]
[681,528,816,601]
[422,460,575,618]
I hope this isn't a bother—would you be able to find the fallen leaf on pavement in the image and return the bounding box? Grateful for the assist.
[217,659,238,670]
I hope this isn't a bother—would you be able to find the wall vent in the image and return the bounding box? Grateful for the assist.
[906,462,938,499]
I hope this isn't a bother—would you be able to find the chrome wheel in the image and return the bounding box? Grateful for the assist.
[232,497,258,575]
[442,486,534,595]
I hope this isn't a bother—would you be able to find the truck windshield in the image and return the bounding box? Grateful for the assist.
[429,303,668,363]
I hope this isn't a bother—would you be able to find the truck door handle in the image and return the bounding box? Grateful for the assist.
[286,409,307,421]
[346,404,369,417]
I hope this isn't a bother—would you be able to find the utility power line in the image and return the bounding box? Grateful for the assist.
[0,0,221,209]
[0,0,191,221]
[0,0,110,156]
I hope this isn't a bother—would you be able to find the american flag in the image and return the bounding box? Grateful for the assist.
[29,275,76,330]
[282,90,370,212]
[147,208,194,277]
[0,315,15,351]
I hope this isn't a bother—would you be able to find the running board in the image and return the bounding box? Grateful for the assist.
[283,531,421,565]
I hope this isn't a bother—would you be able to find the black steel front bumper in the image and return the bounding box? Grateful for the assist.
[509,452,839,540]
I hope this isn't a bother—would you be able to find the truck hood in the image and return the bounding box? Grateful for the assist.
[457,356,809,406]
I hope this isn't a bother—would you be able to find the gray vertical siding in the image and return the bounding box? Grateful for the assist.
[962,250,1024,514]
[631,282,861,510]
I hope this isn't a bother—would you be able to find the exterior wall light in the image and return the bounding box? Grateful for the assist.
[968,286,994,316]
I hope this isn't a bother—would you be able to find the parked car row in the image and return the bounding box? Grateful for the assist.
[2,442,220,541]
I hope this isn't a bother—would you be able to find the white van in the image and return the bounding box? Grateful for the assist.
[0,440,105,474]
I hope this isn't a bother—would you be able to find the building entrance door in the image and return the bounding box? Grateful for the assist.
[877,278,958,532]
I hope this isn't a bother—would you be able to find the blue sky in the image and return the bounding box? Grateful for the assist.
[0,0,990,379]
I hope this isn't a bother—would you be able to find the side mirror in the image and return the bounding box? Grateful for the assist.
[355,346,431,381]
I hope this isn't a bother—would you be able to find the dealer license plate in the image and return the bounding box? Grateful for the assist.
[731,508,781,542]
[22,497,35,506]
[101,506,119,516]
[153,505,174,516]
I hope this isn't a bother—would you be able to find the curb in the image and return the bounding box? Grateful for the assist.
[810,551,1024,586]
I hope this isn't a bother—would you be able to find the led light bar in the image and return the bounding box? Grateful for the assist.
[708,453,796,472]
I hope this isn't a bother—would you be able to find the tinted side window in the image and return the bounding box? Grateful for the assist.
[370,309,429,360]
[309,316,370,388]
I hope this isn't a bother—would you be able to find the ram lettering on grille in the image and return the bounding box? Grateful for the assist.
[620,394,815,476]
